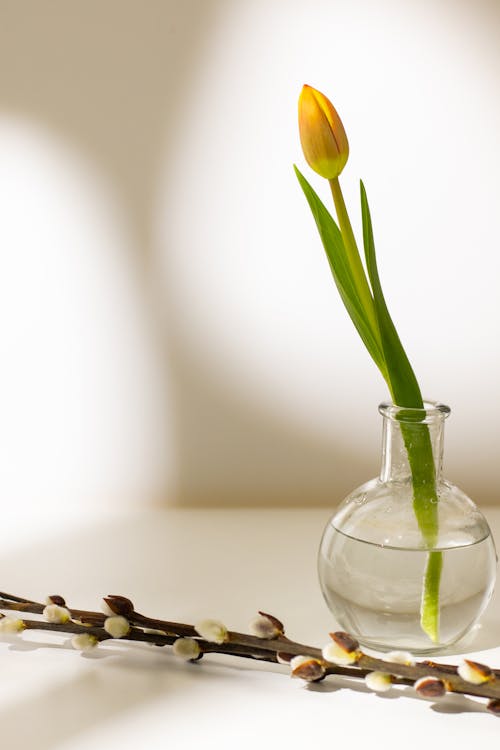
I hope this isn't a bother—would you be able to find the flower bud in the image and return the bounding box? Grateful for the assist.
[104,616,130,639]
[414,676,447,699]
[0,616,25,634]
[290,654,310,670]
[385,651,415,666]
[173,637,202,661]
[457,659,492,685]
[290,655,325,682]
[194,619,228,644]
[365,671,393,692]
[43,604,71,624]
[276,652,294,665]
[102,595,134,617]
[248,612,283,639]
[298,84,349,180]
[322,631,361,666]
[487,699,500,716]
[46,595,66,607]
[71,633,98,651]
[143,627,167,636]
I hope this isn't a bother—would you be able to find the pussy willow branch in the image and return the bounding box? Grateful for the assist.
[1,591,499,710]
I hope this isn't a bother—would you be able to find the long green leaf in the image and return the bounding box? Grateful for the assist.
[359,181,422,408]
[359,180,441,642]
[295,167,387,378]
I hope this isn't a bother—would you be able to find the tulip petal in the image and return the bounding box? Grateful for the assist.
[298,85,349,179]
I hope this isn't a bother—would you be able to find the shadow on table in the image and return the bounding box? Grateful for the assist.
[0,662,159,748]
[0,641,262,748]
[3,638,490,750]
[0,509,498,741]
[306,673,490,715]
[0,617,493,745]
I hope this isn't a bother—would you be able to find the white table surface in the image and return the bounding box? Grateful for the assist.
[1,506,500,748]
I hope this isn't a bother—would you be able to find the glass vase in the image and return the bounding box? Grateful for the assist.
[318,401,497,654]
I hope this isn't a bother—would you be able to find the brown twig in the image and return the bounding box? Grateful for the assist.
[1,591,499,713]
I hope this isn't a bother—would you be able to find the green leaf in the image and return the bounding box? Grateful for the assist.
[359,181,422,408]
[359,180,441,641]
[295,167,387,378]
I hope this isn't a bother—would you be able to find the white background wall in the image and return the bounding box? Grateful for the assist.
[0,0,499,514]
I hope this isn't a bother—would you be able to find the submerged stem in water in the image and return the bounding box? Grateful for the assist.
[399,420,442,642]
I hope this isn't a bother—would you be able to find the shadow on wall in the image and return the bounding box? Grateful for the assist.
[0,0,377,508]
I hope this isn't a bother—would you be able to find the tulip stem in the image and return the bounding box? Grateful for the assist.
[337,179,442,642]
[329,177,379,341]
[298,155,442,642]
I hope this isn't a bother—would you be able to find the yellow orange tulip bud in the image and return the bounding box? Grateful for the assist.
[298,84,349,179]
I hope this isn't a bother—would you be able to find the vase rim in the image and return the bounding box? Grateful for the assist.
[378,400,451,423]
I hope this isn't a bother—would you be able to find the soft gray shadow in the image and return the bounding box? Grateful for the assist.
[305,675,488,714]
[163,344,371,506]
[0,0,217,256]
[0,0,369,509]
[0,655,161,748]
[0,642,254,748]
[2,630,490,742]
[0,2,498,512]
[430,694,490,715]
[8,639,66,653]
[436,621,500,656]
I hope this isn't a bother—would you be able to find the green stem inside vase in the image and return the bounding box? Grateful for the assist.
[399,419,441,642]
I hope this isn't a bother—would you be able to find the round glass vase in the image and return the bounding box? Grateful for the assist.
[318,401,497,654]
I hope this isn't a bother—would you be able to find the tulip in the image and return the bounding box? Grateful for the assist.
[298,84,349,179]
[297,84,378,343]
[296,84,443,642]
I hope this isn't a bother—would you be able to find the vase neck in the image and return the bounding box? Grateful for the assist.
[378,402,450,483]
